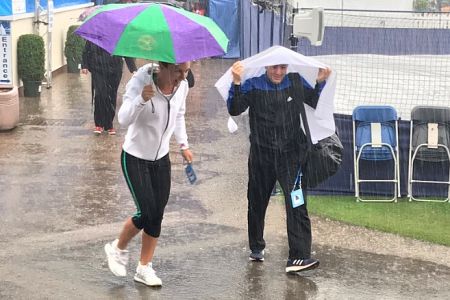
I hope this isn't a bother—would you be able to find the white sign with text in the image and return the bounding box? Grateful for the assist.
[0,21,12,86]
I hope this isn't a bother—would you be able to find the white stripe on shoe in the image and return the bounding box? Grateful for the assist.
[286,259,319,273]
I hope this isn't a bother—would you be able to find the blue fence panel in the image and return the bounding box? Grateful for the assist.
[249,3,259,56]
[298,27,450,55]
[54,0,91,8]
[0,2,12,16]
[240,0,285,59]
[240,0,251,59]
[22,0,91,15]
[259,9,272,52]
[208,0,239,58]
[272,12,282,46]
[208,0,285,59]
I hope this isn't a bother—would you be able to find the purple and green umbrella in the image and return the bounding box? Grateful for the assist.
[75,3,228,63]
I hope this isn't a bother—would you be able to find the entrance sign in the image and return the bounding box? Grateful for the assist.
[0,21,12,86]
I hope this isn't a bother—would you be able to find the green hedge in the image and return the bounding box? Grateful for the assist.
[64,25,85,66]
[17,34,45,82]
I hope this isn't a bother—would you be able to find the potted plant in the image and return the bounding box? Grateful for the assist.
[64,25,85,73]
[17,34,45,97]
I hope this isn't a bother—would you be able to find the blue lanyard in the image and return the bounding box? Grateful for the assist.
[292,168,302,192]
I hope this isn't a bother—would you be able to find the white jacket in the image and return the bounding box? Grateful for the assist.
[118,63,189,161]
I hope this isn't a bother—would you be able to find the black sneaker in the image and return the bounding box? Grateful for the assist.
[285,258,319,273]
[249,250,264,262]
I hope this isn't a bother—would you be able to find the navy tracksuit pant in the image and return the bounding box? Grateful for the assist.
[247,144,312,260]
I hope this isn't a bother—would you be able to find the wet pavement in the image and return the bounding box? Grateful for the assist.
[0,59,449,299]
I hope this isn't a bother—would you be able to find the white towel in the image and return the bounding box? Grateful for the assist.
[214,45,337,143]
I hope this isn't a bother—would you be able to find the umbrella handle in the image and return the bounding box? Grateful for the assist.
[147,65,157,90]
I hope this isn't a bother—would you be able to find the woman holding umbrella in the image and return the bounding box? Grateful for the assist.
[104,61,193,287]
[75,1,227,286]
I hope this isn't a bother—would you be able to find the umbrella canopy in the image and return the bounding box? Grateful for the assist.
[75,3,229,63]
[215,45,337,143]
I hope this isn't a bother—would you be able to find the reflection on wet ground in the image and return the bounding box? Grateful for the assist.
[0,59,449,299]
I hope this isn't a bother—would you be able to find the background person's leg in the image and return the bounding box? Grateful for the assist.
[104,72,121,131]
[92,72,109,130]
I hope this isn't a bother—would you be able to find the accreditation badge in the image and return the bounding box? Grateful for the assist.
[290,188,304,208]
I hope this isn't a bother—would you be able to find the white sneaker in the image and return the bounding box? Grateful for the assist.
[134,262,162,287]
[104,239,129,277]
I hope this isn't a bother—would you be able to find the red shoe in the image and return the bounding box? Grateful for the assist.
[107,128,116,135]
[93,126,103,134]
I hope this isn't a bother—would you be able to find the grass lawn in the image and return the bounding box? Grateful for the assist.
[307,196,450,247]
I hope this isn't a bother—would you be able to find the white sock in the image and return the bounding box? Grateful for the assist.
[112,240,127,253]
[139,262,152,268]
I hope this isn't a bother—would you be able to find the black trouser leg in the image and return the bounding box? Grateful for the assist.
[104,73,121,130]
[247,146,277,252]
[92,72,121,130]
[121,151,171,238]
[276,151,311,260]
[92,72,106,128]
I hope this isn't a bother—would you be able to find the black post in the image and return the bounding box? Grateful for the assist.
[288,7,299,51]
[289,33,298,51]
